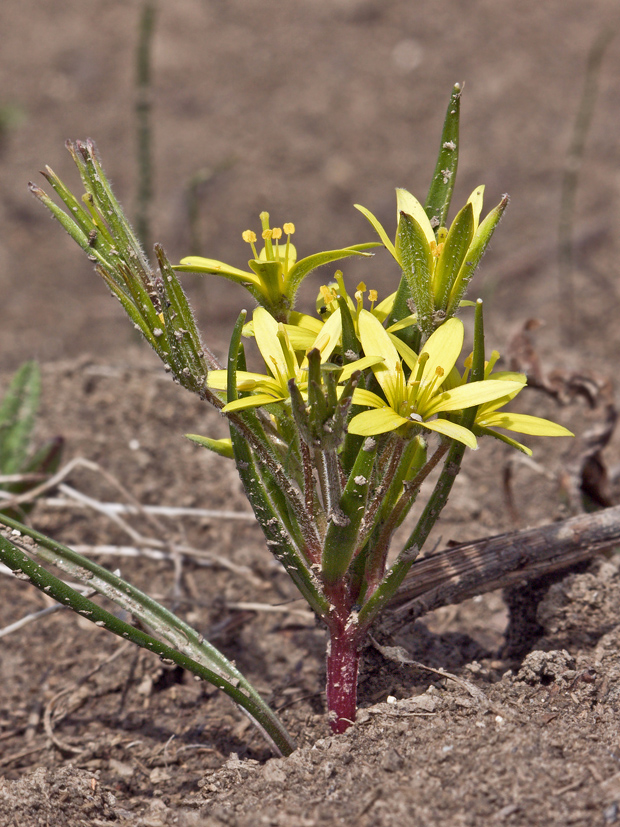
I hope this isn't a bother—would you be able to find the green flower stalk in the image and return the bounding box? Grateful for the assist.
[14,87,574,744]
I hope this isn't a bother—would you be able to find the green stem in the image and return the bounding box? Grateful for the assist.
[356,439,403,554]
[357,438,466,629]
[321,436,377,587]
[365,439,449,596]
[357,301,487,629]
[135,0,157,255]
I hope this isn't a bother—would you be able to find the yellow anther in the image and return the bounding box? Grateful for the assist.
[271,227,282,240]
[320,285,337,304]
[435,366,445,377]
[283,222,295,235]
[431,241,445,258]
[356,282,367,293]
[368,290,378,303]
[262,229,273,240]
[463,354,473,369]
[242,230,257,244]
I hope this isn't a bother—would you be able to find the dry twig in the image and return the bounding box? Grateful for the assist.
[387,504,620,626]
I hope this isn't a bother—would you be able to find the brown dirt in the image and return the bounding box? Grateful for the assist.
[2,1,620,825]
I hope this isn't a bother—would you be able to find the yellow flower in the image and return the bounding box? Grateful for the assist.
[355,187,508,334]
[347,312,525,448]
[444,351,574,455]
[207,307,377,412]
[175,213,378,321]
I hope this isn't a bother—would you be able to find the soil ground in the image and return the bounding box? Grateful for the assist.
[1,1,620,825]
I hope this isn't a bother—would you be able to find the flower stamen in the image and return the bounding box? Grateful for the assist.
[242,229,258,260]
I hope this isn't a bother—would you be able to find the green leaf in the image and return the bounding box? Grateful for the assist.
[446,194,509,315]
[228,421,330,618]
[155,246,210,389]
[433,201,474,310]
[0,522,295,757]
[425,83,461,232]
[69,141,150,282]
[396,212,434,337]
[285,245,378,302]
[28,183,92,255]
[185,434,234,459]
[97,266,162,351]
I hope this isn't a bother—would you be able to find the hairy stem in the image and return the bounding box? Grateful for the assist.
[366,439,450,594]
[326,618,361,734]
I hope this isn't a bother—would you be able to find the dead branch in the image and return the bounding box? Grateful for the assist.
[388,504,620,625]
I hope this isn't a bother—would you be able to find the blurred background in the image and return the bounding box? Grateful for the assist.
[1,0,619,370]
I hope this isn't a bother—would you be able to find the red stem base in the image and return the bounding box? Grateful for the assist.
[326,629,360,734]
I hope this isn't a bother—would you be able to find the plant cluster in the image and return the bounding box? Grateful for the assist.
[0,85,571,754]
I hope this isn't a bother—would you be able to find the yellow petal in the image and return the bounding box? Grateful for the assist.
[283,325,316,351]
[348,407,409,436]
[421,419,478,449]
[313,307,342,362]
[396,188,435,246]
[419,317,464,389]
[466,185,485,234]
[253,307,292,383]
[373,291,397,322]
[358,309,401,406]
[351,387,388,408]
[287,312,323,335]
[222,393,285,413]
[477,412,574,437]
[340,356,385,383]
[177,256,262,288]
[354,204,397,259]
[424,379,525,416]
[390,334,419,372]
